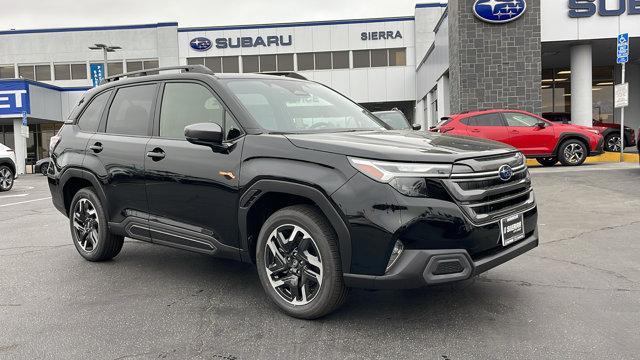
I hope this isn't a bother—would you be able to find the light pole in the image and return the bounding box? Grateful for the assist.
[88,44,121,77]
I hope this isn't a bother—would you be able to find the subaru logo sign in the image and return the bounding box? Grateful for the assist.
[190,37,212,51]
[473,0,527,24]
[498,164,514,182]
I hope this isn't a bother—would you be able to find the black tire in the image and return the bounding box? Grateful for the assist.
[536,157,558,167]
[69,188,124,261]
[40,163,49,176]
[256,205,347,319]
[604,132,621,152]
[558,139,588,166]
[0,165,14,192]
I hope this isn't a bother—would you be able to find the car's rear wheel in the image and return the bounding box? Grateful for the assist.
[604,133,622,152]
[70,188,124,261]
[0,165,14,192]
[558,139,588,166]
[536,157,558,167]
[40,162,49,176]
[256,205,347,319]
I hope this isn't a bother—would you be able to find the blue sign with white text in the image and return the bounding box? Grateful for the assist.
[473,0,527,24]
[618,33,630,64]
[0,81,30,116]
[90,63,105,87]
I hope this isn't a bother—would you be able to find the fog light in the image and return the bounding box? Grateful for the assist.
[386,240,404,272]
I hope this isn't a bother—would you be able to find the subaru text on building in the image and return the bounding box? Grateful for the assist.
[47,66,539,319]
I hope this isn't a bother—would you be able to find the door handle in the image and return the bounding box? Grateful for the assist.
[470,129,481,133]
[146,148,165,161]
[510,130,520,134]
[89,142,103,153]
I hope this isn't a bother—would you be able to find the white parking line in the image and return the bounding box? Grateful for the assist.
[0,197,52,207]
[0,194,29,199]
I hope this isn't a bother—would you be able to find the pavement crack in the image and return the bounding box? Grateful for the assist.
[526,253,640,286]
[543,220,640,246]
[478,277,637,292]
[0,244,72,257]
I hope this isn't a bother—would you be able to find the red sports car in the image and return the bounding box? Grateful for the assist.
[432,109,604,166]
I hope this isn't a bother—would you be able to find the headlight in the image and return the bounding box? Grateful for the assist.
[348,157,451,197]
[348,157,451,183]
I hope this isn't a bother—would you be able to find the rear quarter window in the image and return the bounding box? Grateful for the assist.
[76,91,111,132]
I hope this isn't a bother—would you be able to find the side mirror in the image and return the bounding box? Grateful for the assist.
[411,124,422,130]
[185,123,224,147]
[536,122,546,128]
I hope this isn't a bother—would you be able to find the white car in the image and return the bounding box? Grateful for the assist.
[0,143,17,192]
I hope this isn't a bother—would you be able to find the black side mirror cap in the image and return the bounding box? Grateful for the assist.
[412,124,422,130]
[537,122,547,128]
[185,123,224,147]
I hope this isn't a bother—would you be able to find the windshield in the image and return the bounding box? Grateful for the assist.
[223,78,388,133]
[375,112,410,130]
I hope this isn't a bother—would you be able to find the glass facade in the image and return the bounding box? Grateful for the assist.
[0,123,63,164]
[541,66,615,122]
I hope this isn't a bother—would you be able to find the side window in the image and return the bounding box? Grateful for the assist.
[77,91,111,132]
[225,112,244,140]
[474,113,504,127]
[504,113,542,127]
[460,117,476,126]
[106,84,156,136]
[159,82,225,139]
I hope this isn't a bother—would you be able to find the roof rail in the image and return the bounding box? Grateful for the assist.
[261,72,308,80]
[102,65,215,84]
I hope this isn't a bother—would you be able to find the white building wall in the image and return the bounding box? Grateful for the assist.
[541,1,640,42]
[177,19,416,103]
[0,23,180,88]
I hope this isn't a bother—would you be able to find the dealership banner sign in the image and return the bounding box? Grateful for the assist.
[569,0,640,18]
[0,81,30,116]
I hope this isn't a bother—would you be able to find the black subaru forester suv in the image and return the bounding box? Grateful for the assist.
[48,65,538,319]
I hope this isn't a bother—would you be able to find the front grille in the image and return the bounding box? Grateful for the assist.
[433,261,465,275]
[442,153,536,224]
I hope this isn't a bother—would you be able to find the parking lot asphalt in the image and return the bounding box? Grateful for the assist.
[1,164,639,360]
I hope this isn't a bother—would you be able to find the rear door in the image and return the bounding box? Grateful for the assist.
[503,112,556,155]
[144,81,245,252]
[464,113,510,144]
[84,83,158,225]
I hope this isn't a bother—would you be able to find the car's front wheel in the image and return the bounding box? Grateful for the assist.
[604,133,622,152]
[40,162,49,176]
[256,205,347,319]
[0,165,14,192]
[70,188,124,261]
[558,139,588,166]
[536,157,558,167]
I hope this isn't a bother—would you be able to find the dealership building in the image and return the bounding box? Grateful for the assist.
[0,0,638,174]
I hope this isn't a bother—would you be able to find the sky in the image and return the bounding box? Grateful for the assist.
[0,0,441,31]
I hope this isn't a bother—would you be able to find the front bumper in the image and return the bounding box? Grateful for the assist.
[590,136,605,156]
[343,228,538,289]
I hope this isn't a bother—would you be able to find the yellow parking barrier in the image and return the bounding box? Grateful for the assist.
[526,151,639,167]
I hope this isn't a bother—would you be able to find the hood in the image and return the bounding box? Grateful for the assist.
[593,121,633,131]
[553,123,600,133]
[284,130,516,163]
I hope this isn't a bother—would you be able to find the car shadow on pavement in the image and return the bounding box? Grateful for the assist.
[107,240,524,326]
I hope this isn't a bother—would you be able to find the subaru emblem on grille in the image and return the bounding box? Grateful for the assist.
[498,164,513,181]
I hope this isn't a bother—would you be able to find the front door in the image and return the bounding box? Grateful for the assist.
[144,81,245,253]
[503,112,556,156]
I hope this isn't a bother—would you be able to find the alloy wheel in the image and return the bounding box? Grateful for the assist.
[563,143,585,164]
[72,198,100,252]
[0,167,13,191]
[606,136,621,152]
[264,224,323,306]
